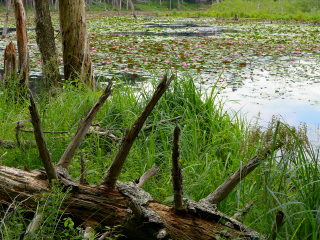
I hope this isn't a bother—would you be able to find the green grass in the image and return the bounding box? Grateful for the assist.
[0,73,320,239]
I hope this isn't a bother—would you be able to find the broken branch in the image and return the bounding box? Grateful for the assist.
[200,142,283,205]
[28,90,58,181]
[143,116,182,131]
[171,125,184,211]
[102,74,175,190]
[232,199,257,222]
[56,81,112,171]
[135,163,158,188]
[271,210,284,240]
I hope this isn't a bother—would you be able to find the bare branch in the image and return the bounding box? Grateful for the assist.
[15,121,24,148]
[232,199,257,222]
[143,116,182,131]
[271,211,284,240]
[98,231,110,240]
[28,90,58,181]
[56,81,112,171]
[19,129,69,134]
[171,125,184,211]
[135,163,158,188]
[200,143,283,205]
[80,152,88,185]
[0,152,7,160]
[23,214,42,240]
[101,74,175,190]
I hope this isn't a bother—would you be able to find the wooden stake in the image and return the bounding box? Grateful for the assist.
[101,74,175,190]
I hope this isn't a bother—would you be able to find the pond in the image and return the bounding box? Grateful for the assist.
[1,15,319,145]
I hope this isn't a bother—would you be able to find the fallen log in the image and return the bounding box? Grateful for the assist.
[0,165,263,240]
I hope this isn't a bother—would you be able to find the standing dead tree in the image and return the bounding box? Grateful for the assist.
[13,0,29,90]
[0,74,283,239]
[58,0,95,89]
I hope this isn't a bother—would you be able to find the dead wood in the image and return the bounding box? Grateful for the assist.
[143,116,182,131]
[19,129,69,134]
[56,81,112,171]
[232,199,257,222]
[200,142,283,206]
[28,90,58,181]
[102,74,175,190]
[0,139,36,149]
[271,211,284,240]
[79,152,88,185]
[4,42,17,78]
[171,125,184,211]
[135,163,158,188]
[13,0,29,89]
[2,0,10,38]
[0,165,264,240]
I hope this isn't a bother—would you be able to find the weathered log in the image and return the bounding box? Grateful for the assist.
[102,74,175,190]
[13,0,29,89]
[200,142,283,206]
[4,41,17,78]
[0,165,264,240]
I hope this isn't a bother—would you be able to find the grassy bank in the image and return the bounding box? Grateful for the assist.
[0,73,319,239]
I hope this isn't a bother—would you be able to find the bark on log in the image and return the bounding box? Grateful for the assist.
[4,42,17,79]
[13,0,29,90]
[58,0,95,89]
[102,74,175,190]
[0,165,264,240]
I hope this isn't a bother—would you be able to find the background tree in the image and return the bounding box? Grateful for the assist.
[59,0,95,89]
[34,0,61,89]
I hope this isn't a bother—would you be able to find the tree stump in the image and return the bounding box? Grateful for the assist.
[4,41,17,80]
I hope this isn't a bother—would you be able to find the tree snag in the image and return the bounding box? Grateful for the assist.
[13,0,29,90]
[4,42,17,80]
[171,125,184,211]
[34,0,61,89]
[2,0,10,39]
[58,0,95,89]
[101,74,175,190]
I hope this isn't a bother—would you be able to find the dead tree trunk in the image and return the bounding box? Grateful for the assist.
[128,0,136,18]
[0,75,273,239]
[4,41,17,79]
[13,0,29,90]
[34,0,61,89]
[58,0,95,89]
[2,0,10,39]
